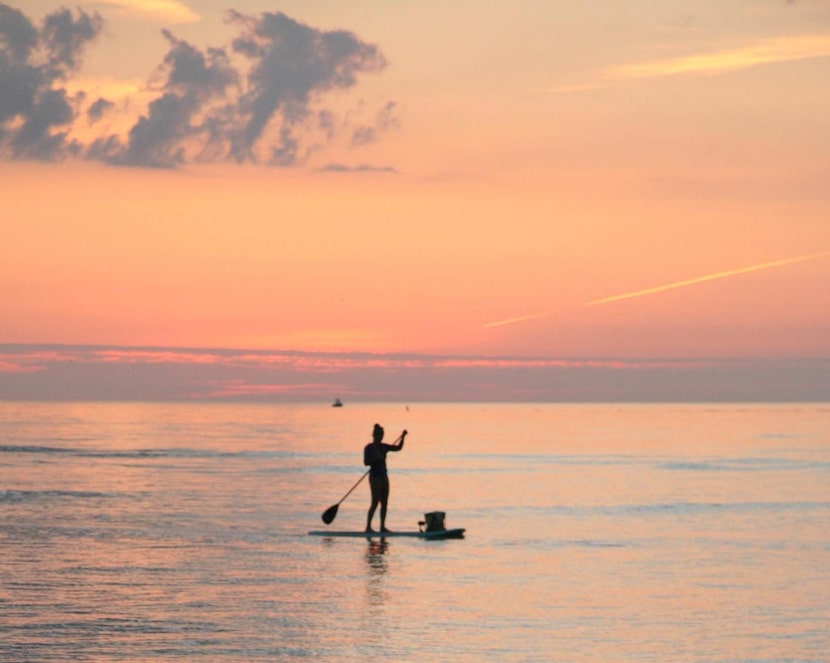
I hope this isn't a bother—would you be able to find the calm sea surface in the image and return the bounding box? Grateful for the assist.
[1,402,828,662]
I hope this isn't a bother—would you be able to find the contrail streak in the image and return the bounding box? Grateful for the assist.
[482,312,547,329]
[482,251,828,329]
[585,251,830,308]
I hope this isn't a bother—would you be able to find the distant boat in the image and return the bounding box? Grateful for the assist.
[332,398,343,407]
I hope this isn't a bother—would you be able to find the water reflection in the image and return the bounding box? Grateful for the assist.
[364,539,388,607]
[366,539,389,565]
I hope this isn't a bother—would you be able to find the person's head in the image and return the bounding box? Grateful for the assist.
[372,423,384,443]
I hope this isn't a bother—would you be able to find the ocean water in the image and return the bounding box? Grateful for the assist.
[0,402,828,662]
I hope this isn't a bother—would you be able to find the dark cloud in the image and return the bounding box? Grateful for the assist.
[0,3,37,62]
[351,100,401,146]
[224,10,387,164]
[92,10,394,168]
[0,3,102,160]
[95,30,239,168]
[1,6,397,168]
[41,6,102,72]
[87,97,114,124]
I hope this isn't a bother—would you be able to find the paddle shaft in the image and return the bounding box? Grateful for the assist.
[338,469,370,506]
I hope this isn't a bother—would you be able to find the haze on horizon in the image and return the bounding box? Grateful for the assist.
[1,1,828,402]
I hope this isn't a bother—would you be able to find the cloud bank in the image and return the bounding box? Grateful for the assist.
[0,3,399,168]
[2,345,828,402]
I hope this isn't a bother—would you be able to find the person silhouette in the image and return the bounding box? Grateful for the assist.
[364,424,406,533]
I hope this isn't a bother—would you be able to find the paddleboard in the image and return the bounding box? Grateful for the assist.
[308,528,465,540]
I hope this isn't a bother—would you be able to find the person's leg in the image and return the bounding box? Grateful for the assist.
[379,478,391,531]
[366,477,380,532]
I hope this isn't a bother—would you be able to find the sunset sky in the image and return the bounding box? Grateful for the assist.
[1,0,829,401]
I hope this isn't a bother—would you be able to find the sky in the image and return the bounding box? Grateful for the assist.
[1,0,829,401]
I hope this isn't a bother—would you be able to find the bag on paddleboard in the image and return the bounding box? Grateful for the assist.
[420,511,446,532]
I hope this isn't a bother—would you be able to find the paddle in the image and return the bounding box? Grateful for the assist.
[321,469,370,524]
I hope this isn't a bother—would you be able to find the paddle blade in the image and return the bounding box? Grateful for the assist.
[321,503,339,524]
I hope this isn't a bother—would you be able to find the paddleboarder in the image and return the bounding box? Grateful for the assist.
[364,423,406,533]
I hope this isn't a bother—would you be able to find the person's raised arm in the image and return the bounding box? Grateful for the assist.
[392,429,407,450]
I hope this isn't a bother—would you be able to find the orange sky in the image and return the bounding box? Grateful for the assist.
[1,1,829,399]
